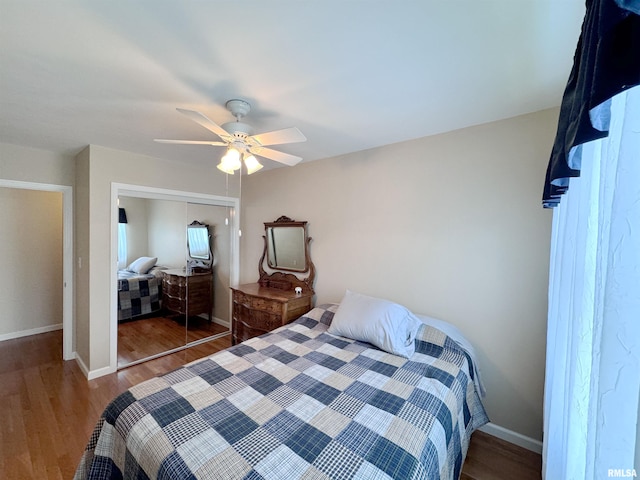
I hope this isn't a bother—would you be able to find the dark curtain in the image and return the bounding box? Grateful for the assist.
[119,207,128,224]
[542,0,640,207]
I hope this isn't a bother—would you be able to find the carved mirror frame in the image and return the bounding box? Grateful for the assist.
[187,220,213,272]
[258,216,315,294]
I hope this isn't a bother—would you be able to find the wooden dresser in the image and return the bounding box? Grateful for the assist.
[162,269,212,321]
[231,283,313,345]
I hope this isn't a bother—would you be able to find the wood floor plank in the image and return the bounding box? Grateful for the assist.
[0,330,542,479]
[463,431,542,480]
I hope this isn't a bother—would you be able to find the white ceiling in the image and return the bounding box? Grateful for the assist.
[0,1,584,171]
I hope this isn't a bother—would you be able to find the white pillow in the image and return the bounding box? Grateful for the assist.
[328,290,422,358]
[127,256,157,274]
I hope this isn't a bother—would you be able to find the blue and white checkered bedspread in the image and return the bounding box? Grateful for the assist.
[75,304,488,479]
[117,269,162,321]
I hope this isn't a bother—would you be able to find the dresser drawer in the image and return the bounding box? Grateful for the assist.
[164,294,186,314]
[233,305,282,342]
[233,291,283,314]
[233,304,282,332]
[165,281,186,298]
[286,296,312,321]
[162,270,212,319]
[231,283,314,345]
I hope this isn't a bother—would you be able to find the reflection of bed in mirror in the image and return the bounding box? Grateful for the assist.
[117,256,167,322]
[118,221,214,323]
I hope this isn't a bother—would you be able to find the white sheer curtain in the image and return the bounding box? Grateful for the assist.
[543,86,640,479]
[117,223,127,270]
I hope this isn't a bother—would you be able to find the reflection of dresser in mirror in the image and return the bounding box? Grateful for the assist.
[231,216,315,345]
[162,269,213,321]
[163,220,214,321]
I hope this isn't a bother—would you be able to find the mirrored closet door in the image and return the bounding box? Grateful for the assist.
[184,203,232,346]
[116,195,234,368]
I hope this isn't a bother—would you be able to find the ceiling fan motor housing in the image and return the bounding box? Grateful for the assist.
[225,99,251,118]
[222,121,253,138]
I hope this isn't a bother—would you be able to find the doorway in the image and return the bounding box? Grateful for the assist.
[0,180,73,360]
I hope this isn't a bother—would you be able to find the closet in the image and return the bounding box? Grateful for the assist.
[116,196,234,367]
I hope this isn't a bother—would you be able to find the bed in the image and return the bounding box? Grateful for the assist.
[76,300,488,479]
[118,265,166,322]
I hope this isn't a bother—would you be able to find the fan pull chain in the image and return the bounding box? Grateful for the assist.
[238,165,242,238]
[224,172,230,226]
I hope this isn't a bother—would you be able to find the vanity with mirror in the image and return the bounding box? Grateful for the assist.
[231,216,315,345]
[162,221,214,320]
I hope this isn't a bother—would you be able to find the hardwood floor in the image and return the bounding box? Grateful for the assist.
[0,331,541,479]
[461,431,542,480]
[117,314,229,365]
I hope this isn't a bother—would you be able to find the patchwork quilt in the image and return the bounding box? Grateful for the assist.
[117,270,162,321]
[75,304,488,479]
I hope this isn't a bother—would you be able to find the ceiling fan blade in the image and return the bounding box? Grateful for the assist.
[251,127,306,146]
[154,139,227,146]
[176,108,232,140]
[250,147,302,166]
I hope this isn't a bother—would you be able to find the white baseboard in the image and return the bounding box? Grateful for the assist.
[196,314,230,329]
[87,364,117,380]
[478,422,543,454]
[0,323,63,342]
[75,354,90,377]
[212,317,230,328]
[75,353,117,380]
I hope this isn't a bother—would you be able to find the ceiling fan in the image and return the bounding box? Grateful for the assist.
[155,99,306,174]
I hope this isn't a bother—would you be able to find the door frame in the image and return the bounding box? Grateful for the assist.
[110,183,240,371]
[0,179,74,360]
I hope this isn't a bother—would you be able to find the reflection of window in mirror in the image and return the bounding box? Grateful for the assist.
[187,227,210,260]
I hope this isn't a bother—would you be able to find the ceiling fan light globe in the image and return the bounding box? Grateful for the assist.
[244,155,263,174]
[216,162,235,175]
[222,147,240,162]
[221,148,242,171]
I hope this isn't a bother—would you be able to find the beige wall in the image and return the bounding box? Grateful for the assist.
[76,145,239,372]
[241,108,557,441]
[0,188,63,336]
[147,199,188,268]
[0,142,75,186]
[75,147,90,364]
